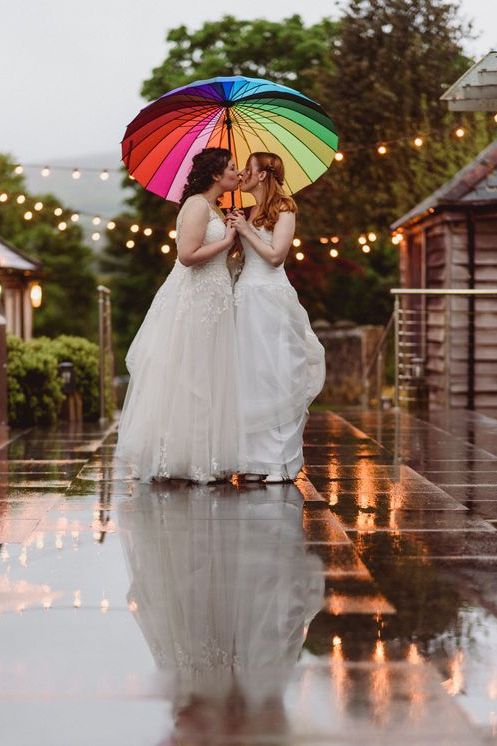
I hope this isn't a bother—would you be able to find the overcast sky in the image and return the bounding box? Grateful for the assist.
[1,0,495,164]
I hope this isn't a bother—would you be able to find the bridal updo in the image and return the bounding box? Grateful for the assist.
[179,148,232,207]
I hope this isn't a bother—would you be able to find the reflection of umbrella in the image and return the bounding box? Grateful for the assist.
[121,75,339,208]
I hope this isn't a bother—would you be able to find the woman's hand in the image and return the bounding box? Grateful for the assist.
[227,211,251,237]
[224,220,237,244]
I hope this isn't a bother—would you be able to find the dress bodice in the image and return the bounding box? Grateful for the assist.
[238,225,289,286]
[175,195,228,271]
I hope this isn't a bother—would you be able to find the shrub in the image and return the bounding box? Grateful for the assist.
[6,334,114,426]
[7,335,64,425]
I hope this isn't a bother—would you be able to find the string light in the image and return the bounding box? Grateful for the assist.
[455,127,465,138]
[319,237,329,244]
[168,229,177,239]
[494,114,497,124]
[16,195,26,204]
[413,137,424,148]
[331,236,340,244]
[106,221,116,230]
[41,166,50,177]
[70,213,79,222]
[92,216,101,226]
[14,165,23,175]
[358,236,367,245]
[99,169,109,181]
[54,207,63,216]
[335,151,344,162]
[24,211,33,220]
[34,201,43,211]
[295,251,304,261]
[330,248,339,258]
[368,232,377,242]
[143,227,153,236]
[58,221,67,231]
[362,244,371,253]
[130,224,140,233]
[392,234,403,245]
[377,144,388,155]
[72,168,81,179]
[91,232,100,241]
[126,240,135,249]
[292,238,301,247]
[0,193,7,202]
[161,244,170,254]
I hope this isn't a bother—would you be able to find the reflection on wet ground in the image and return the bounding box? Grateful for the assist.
[1,413,497,743]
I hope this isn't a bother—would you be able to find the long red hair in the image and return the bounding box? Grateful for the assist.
[249,152,297,231]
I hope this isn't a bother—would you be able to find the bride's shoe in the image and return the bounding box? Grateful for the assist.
[265,473,293,484]
[244,473,265,482]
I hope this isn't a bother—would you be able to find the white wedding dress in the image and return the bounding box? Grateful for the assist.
[118,481,324,740]
[235,224,326,478]
[115,195,243,483]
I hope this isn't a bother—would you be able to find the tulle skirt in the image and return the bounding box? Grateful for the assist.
[115,260,244,483]
[234,281,325,478]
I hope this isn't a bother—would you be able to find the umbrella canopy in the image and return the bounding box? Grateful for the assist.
[121,75,339,208]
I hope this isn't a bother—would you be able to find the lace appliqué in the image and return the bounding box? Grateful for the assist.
[174,265,233,332]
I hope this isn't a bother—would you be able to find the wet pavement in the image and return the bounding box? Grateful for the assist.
[1,411,497,744]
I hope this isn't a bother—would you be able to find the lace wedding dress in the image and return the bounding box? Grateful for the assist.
[234,224,326,478]
[115,195,243,483]
[118,481,324,739]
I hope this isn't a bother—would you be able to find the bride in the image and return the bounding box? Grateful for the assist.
[115,147,243,484]
[229,152,326,483]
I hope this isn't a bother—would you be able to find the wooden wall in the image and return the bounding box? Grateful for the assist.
[400,208,497,410]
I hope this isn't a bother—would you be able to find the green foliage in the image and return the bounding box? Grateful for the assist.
[6,334,108,426]
[102,3,496,359]
[7,335,64,426]
[0,154,98,339]
[49,335,102,421]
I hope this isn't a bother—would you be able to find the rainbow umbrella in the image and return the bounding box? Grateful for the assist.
[121,75,339,208]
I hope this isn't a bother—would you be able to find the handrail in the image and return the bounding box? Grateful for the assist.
[98,286,114,422]
[391,288,497,295]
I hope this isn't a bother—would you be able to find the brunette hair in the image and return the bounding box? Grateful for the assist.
[179,147,232,207]
[249,152,297,231]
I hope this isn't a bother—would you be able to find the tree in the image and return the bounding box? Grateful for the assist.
[0,154,97,338]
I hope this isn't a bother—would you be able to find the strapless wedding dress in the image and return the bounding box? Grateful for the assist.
[115,195,243,483]
[234,225,325,478]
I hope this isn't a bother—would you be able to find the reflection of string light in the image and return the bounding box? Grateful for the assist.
[407,643,421,665]
[73,590,81,608]
[332,635,342,648]
[443,650,464,696]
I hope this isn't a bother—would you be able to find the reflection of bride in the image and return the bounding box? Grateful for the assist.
[118,481,324,743]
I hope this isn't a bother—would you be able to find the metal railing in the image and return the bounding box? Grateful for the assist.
[97,285,114,422]
[361,311,394,408]
[391,288,497,410]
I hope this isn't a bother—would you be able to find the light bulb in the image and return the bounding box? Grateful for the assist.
[358,236,367,245]
[295,251,304,261]
[168,229,177,239]
[71,213,79,222]
[106,221,116,230]
[335,152,344,162]
[330,248,339,258]
[319,237,329,244]
[58,221,67,231]
[72,168,81,179]
[362,244,371,253]
[41,166,50,177]
[16,195,26,204]
[126,240,135,249]
[331,236,340,244]
[100,169,109,181]
[130,224,139,233]
[414,137,423,148]
[91,232,100,241]
[143,228,152,236]
[0,193,7,202]
[455,127,465,138]
[161,244,170,254]
[92,216,101,226]
[377,144,387,155]
[292,238,301,247]
[14,165,23,175]
[54,207,63,216]
[34,201,43,211]
[368,232,377,242]
[24,211,33,220]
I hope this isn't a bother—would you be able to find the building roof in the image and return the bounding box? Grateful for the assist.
[391,139,497,230]
[0,237,42,273]
[440,51,497,112]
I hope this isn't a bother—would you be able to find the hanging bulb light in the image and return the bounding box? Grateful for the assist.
[377,144,387,155]
[14,165,23,175]
[161,244,170,254]
[92,216,101,226]
[126,240,135,249]
[72,168,81,179]
[58,221,67,231]
[295,251,304,261]
[319,237,329,245]
[54,207,63,216]
[368,232,377,242]
[34,201,43,211]
[130,224,140,233]
[106,221,116,230]
[16,195,26,204]
[335,151,344,162]
[331,236,340,244]
[292,238,301,247]
[455,127,465,138]
[358,236,367,245]
[91,232,100,241]
[70,213,79,222]
[330,248,339,258]
[143,228,152,236]
[362,244,371,253]
[24,211,33,220]
[0,193,7,202]
[41,166,50,177]
[413,137,424,148]
[99,169,109,181]
[168,229,177,239]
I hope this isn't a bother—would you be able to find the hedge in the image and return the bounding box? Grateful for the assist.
[6,334,114,426]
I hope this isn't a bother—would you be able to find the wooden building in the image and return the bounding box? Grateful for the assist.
[0,237,42,340]
[391,140,497,410]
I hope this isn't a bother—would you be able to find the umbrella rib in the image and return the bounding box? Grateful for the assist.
[236,103,334,168]
[124,104,222,155]
[142,108,223,191]
[232,106,315,186]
